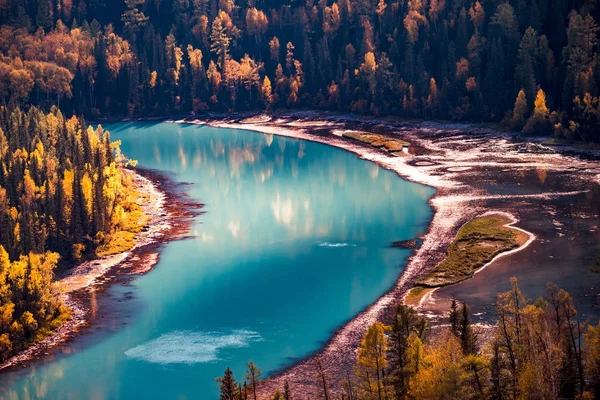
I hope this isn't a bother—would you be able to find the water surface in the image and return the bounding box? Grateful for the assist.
[0,122,434,398]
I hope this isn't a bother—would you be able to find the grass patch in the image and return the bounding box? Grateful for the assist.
[240,115,271,124]
[404,286,433,307]
[342,131,410,154]
[416,215,526,288]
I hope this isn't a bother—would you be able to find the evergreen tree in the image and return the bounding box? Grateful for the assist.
[245,361,261,400]
[510,89,528,130]
[36,0,53,31]
[283,380,292,400]
[210,16,231,75]
[216,367,237,400]
[516,27,539,107]
[449,298,460,335]
[459,303,478,355]
[388,304,428,397]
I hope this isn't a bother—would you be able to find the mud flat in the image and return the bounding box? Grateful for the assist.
[172,112,600,397]
[0,168,202,373]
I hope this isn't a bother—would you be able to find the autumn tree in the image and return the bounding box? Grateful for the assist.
[408,330,466,399]
[245,361,261,400]
[510,89,528,130]
[269,37,280,63]
[246,8,268,43]
[523,88,552,135]
[355,321,390,400]
[584,322,600,398]
[260,76,272,108]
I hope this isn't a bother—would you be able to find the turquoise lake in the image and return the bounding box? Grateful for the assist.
[0,122,434,399]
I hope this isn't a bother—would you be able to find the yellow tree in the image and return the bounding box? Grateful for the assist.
[469,1,485,31]
[355,321,390,400]
[427,77,439,115]
[359,52,377,98]
[533,88,549,117]
[0,246,14,336]
[246,8,268,43]
[523,88,552,134]
[269,36,280,63]
[511,89,527,130]
[409,330,467,399]
[324,3,341,35]
[260,76,272,108]
[584,322,600,397]
[104,29,133,79]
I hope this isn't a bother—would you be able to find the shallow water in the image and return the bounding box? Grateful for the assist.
[0,122,434,398]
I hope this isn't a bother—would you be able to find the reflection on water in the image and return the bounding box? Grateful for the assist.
[0,122,434,399]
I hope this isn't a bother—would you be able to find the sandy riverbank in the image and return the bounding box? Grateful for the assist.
[0,169,201,372]
[170,112,600,397]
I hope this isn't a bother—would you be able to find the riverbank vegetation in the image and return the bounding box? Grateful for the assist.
[221,279,600,399]
[0,0,599,140]
[342,131,410,155]
[0,106,146,362]
[403,286,432,307]
[416,215,526,287]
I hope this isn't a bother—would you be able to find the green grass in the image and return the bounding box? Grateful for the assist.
[416,216,525,287]
[404,286,430,306]
[342,131,410,154]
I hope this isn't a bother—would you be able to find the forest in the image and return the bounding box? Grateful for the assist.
[0,106,145,362]
[0,0,599,139]
[220,279,600,400]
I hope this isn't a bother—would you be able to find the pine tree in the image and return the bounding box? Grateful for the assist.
[449,298,460,335]
[490,340,504,400]
[459,303,477,355]
[245,361,261,400]
[283,381,292,400]
[216,367,237,400]
[511,89,528,130]
[285,42,295,74]
[388,304,428,396]
[210,16,231,76]
[516,27,539,108]
[36,0,53,31]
